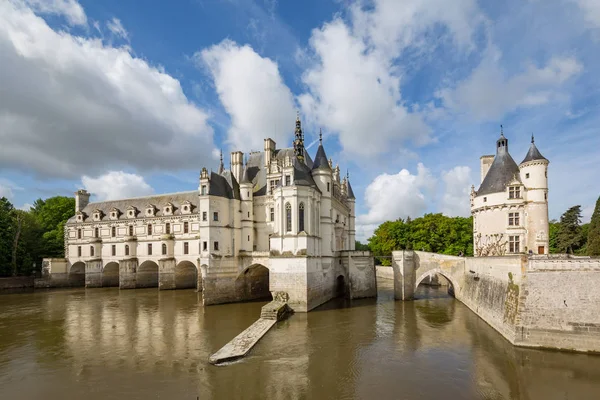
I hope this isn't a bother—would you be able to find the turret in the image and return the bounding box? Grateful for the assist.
[519,134,549,254]
[311,131,334,255]
[75,189,90,212]
[240,159,254,252]
[346,172,356,250]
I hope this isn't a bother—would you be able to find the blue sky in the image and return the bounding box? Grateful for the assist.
[1,0,599,241]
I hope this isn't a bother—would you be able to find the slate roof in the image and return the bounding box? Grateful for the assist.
[347,180,356,199]
[477,137,521,196]
[68,191,198,223]
[520,141,548,164]
[209,170,240,200]
[312,143,330,171]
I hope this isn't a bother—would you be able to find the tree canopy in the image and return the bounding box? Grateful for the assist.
[587,196,600,256]
[0,196,74,277]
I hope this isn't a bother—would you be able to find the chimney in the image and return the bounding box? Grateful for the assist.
[264,138,275,167]
[230,151,244,183]
[75,189,90,212]
[480,155,494,183]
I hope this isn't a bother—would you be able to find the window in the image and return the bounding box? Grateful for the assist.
[509,186,521,199]
[111,212,116,218]
[285,202,292,232]
[203,241,207,251]
[112,245,116,256]
[327,182,330,192]
[94,227,99,238]
[201,185,207,195]
[166,223,171,234]
[214,241,219,251]
[483,197,487,203]
[202,212,207,221]
[270,207,275,222]
[129,225,134,236]
[248,235,250,242]
[111,227,116,237]
[298,202,305,232]
[184,222,189,234]
[213,212,219,221]
[545,192,547,200]
[78,246,82,257]
[129,210,133,217]
[509,236,520,253]
[77,229,82,239]
[508,212,520,226]
[247,211,250,218]
[147,243,152,255]
[125,245,129,256]
[162,243,167,255]
[525,173,530,179]
[545,170,547,178]
[147,224,152,235]
[184,242,189,254]
[285,175,291,186]
[90,246,94,257]
[183,206,188,212]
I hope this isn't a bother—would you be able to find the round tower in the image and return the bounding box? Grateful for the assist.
[519,134,549,254]
[311,132,333,256]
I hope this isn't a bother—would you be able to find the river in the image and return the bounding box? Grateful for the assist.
[1,279,599,400]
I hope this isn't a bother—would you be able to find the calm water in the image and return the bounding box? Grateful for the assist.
[1,280,600,400]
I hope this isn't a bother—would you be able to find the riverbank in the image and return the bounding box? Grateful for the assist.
[0,276,34,290]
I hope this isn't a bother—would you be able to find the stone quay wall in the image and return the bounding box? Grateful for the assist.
[0,276,34,290]
[391,251,600,354]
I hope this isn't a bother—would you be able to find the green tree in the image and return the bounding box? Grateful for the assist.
[556,205,584,254]
[0,197,15,276]
[355,241,370,251]
[587,196,600,256]
[31,196,75,258]
[548,220,559,253]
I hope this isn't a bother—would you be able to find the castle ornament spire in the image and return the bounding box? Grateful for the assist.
[218,149,224,174]
[293,112,305,162]
[531,133,535,144]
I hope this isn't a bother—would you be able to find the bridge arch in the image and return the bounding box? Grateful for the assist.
[69,261,85,274]
[175,260,198,289]
[415,268,460,295]
[235,263,271,301]
[102,262,120,287]
[137,260,159,288]
[69,261,86,286]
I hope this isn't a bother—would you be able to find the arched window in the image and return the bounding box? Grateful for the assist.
[162,243,167,255]
[125,245,129,256]
[298,202,305,232]
[285,203,292,232]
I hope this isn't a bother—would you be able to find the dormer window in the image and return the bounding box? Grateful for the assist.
[109,208,120,220]
[93,209,103,221]
[127,206,137,219]
[508,186,521,199]
[181,201,192,214]
[146,205,155,217]
[77,214,83,222]
[163,203,173,216]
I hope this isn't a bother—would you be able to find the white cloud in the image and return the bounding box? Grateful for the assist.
[106,17,129,41]
[574,0,600,29]
[0,183,14,200]
[0,2,215,178]
[357,163,436,240]
[197,40,296,152]
[23,0,87,26]
[19,203,33,211]
[437,47,583,120]
[298,0,484,158]
[82,171,154,201]
[440,166,472,217]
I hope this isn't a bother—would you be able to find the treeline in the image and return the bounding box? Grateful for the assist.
[365,213,473,265]
[360,196,600,263]
[0,196,74,277]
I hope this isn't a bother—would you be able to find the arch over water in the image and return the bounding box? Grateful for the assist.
[69,261,86,286]
[102,262,120,287]
[175,260,198,289]
[335,275,346,297]
[235,264,271,301]
[415,268,459,295]
[138,260,159,288]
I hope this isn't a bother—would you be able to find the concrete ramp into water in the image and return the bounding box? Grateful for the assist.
[209,300,292,365]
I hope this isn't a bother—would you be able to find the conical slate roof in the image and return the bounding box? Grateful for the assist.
[477,134,521,196]
[521,137,548,164]
[312,143,330,171]
[347,179,356,199]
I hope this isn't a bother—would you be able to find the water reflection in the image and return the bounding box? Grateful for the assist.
[1,281,600,399]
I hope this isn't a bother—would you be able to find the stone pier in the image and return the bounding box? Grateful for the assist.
[85,259,103,288]
[159,257,176,290]
[119,258,138,289]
